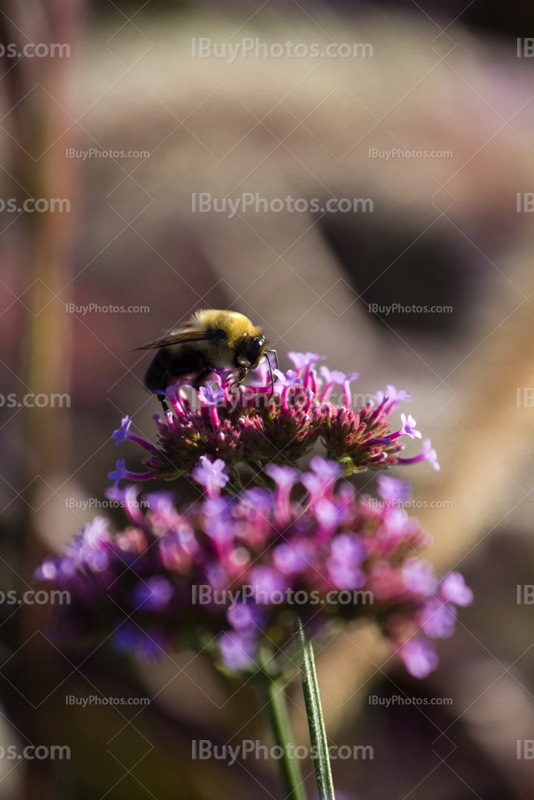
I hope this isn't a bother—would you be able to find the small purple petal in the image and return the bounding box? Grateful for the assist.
[265,464,300,491]
[198,383,225,405]
[203,499,233,543]
[399,637,438,678]
[315,499,342,531]
[330,533,366,564]
[227,603,264,636]
[108,459,127,487]
[439,572,473,606]
[219,631,257,671]
[112,416,132,445]
[310,457,341,483]
[133,576,174,611]
[422,440,440,471]
[144,491,175,515]
[421,599,457,638]
[249,566,288,603]
[402,558,436,595]
[374,385,411,408]
[320,366,349,385]
[35,557,58,581]
[377,476,410,503]
[192,456,229,494]
[327,560,365,590]
[302,457,341,497]
[389,386,411,403]
[273,541,312,575]
[327,534,366,589]
[288,352,326,371]
[399,413,422,439]
[273,369,301,392]
[383,508,412,539]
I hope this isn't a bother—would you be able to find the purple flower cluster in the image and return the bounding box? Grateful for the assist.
[109,353,439,485]
[37,458,470,679]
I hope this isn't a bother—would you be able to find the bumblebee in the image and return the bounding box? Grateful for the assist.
[137,309,276,403]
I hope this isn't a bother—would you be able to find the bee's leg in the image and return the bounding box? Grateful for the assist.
[227,370,246,396]
[266,349,278,370]
[192,367,214,390]
[157,392,170,413]
[265,350,278,398]
[224,371,245,412]
[155,369,175,413]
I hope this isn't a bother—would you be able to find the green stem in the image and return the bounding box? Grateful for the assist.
[245,459,276,490]
[256,649,308,800]
[296,618,336,800]
[225,468,244,495]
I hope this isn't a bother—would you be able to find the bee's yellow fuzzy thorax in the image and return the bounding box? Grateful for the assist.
[193,309,261,343]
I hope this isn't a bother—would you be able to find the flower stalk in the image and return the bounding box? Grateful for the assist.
[256,648,308,800]
[296,617,335,800]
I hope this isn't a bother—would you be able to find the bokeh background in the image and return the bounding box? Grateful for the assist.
[2,0,534,797]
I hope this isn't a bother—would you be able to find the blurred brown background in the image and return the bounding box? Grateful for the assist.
[2,0,534,798]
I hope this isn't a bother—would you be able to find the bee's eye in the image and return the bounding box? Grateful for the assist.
[248,335,266,365]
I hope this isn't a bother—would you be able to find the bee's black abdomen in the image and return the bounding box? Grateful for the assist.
[144,347,210,392]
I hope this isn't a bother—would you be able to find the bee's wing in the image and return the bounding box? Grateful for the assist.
[134,326,221,351]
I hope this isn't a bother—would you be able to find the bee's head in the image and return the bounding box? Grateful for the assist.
[234,333,267,370]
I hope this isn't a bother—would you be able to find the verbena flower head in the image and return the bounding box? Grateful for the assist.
[37,458,470,679]
[109,353,438,483]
